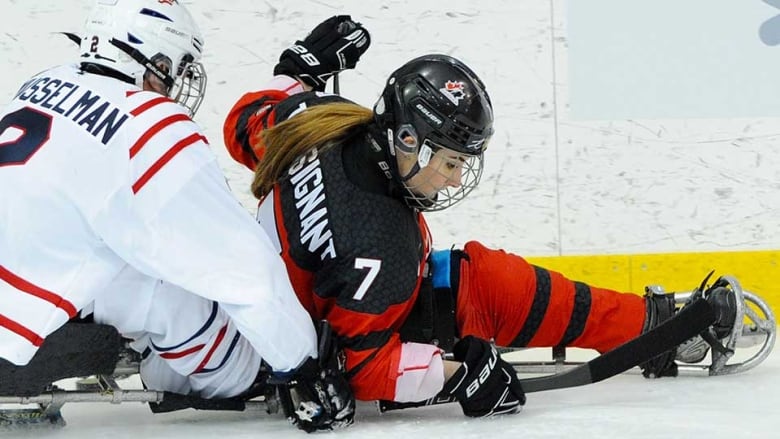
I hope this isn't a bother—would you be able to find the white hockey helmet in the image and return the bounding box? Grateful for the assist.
[80,0,207,115]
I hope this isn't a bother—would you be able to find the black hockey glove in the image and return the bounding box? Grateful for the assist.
[269,321,355,432]
[440,336,526,417]
[273,15,371,91]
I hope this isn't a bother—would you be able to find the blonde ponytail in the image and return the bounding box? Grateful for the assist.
[251,102,374,198]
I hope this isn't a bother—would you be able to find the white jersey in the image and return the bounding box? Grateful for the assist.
[0,64,316,370]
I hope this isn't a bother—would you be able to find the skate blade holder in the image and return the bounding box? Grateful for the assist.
[673,275,776,376]
[502,275,776,377]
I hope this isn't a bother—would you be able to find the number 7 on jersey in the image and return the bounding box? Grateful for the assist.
[352,258,381,301]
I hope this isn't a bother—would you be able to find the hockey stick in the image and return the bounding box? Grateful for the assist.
[378,298,716,412]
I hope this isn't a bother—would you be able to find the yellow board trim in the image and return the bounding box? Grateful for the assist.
[526,250,780,316]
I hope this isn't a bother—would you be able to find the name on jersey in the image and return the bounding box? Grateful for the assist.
[288,149,336,261]
[14,76,129,145]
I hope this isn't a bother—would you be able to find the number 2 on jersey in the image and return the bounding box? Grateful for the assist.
[0,107,53,167]
[352,258,382,301]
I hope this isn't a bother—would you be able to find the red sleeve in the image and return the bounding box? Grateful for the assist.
[222,89,291,170]
[343,334,404,401]
[324,297,414,401]
[339,326,445,402]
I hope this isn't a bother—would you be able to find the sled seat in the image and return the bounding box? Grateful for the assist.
[0,323,122,396]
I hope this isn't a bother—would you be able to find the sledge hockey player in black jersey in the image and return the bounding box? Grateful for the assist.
[223,15,775,418]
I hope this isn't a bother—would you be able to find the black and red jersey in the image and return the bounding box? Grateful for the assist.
[225,85,444,401]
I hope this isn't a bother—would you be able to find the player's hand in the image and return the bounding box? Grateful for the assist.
[440,336,525,417]
[269,321,355,432]
[273,15,370,91]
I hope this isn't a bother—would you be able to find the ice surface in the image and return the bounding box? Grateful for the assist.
[4,349,779,438]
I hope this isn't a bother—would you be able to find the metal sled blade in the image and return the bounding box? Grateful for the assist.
[0,407,65,428]
[673,275,776,376]
[0,324,270,429]
[0,374,161,428]
[0,373,271,429]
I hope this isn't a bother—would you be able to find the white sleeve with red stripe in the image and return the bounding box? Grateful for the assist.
[124,92,213,212]
[0,265,81,363]
[91,92,318,372]
[394,342,447,402]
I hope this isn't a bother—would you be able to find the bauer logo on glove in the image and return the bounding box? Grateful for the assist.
[465,344,499,398]
[441,336,526,418]
[274,15,371,91]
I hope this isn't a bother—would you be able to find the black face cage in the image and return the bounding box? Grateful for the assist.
[400,146,485,212]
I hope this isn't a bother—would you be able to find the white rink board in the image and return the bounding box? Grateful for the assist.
[3,0,780,256]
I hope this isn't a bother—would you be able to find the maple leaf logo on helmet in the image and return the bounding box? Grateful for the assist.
[440,80,466,105]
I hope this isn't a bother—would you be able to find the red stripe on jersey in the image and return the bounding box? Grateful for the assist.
[194,324,228,373]
[400,350,442,373]
[282,82,300,93]
[126,90,142,97]
[131,96,175,116]
[159,343,205,359]
[0,264,78,318]
[131,133,207,194]
[129,113,191,158]
[401,364,430,372]
[0,314,45,346]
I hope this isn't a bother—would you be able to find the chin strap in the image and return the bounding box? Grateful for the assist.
[64,32,176,93]
[108,38,175,91]
[366,131,397,180]
[365,128,433,210]
[399,162,421,182]
[79,63,136,86]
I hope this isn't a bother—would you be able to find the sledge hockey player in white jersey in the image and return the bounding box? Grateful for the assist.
[0,0,353,432]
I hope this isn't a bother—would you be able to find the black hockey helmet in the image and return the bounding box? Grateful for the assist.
[374,54,493,157]
[372,54,494,211]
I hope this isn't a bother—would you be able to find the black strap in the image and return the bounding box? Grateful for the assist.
[397,250,464,352]
[109,38,174,89]
[556,281,592,347]
[511,266,552,347]
[80,62,136,85]
[61,32,81,46]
